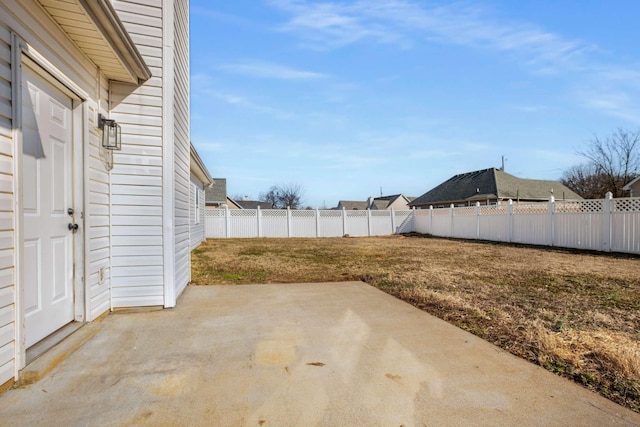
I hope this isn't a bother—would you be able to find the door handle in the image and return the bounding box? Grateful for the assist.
[68,223,79,233]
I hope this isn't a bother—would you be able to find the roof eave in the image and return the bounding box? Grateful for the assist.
[77,0,152,83]
[623,176,640,191]
[190,143,214,187]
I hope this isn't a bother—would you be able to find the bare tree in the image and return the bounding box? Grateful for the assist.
[577,128,640,197]
[560,164,610,199]
[259,183,304,209]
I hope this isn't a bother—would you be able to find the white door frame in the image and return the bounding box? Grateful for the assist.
[11,35,88,372]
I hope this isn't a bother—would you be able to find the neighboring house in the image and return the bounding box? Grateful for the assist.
[225,197,243,209]
[190,146,213,251]
[205,178,227,207]
[235,199,271,209]
[0,0,211,388]
[410,168,582,209]
[337,195,413,210]
[623,177,640,198]
[373,194,413,210]
[337,201,370,210]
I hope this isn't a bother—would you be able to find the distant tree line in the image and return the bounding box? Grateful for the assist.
[259,183,305,209]
[561,128,639,198]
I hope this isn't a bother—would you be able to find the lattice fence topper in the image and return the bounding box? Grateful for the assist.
[512,203,548,214]
[615,197,640,212]
[291,210,316,218]
[346,210,367,217]
[431,208,450,216]
[230,209,257,217]
[261,209,286,217]
[205,208,225,217]
[478,205,508,215]
[453,206,476,216]
[554,199,603,213]
[319,210,343,218]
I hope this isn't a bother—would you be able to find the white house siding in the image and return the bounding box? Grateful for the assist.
[87,76,112,321]
[0,0,114,385]
[110,0,165,307]
[173,0,191,298]
[0,21,14,388]
[190,176,205,251]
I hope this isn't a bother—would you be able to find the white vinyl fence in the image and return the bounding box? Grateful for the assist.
[205,207,414,239]
[413,195,640,255]
[205,195,640,255]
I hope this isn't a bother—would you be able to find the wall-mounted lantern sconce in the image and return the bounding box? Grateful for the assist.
[98,114,121,150]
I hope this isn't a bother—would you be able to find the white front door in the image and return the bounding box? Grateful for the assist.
[21,65,75,348]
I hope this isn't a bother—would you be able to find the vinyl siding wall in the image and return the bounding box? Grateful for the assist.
[0,0,113,384]
[189,175,205,251]
[0,20,14,387]
[110,0,165,307]
[173,0,190,298]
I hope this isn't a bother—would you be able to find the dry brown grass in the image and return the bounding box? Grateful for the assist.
[191,235,640,411]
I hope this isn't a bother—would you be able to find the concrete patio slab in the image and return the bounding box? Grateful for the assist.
[1,282,639,426]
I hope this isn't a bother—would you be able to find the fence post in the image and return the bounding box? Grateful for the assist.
[390,208,396,234]
[224,206,230,238]
[450,204,455,237]
[429,205,433,234]
[287,206,292,238]
[342,207,347,236]
[603,192,613,252]
[315,208,320,238]
[548,195,555,246]
[412,206,416,233]
[257,206,262,238]
[475,202,480,239]
[367,209,372,236]
[507,199,513,243]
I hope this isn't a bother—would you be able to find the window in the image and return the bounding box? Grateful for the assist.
[194,185,200,224]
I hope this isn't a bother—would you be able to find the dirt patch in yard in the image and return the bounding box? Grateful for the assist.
[191,235,640,412]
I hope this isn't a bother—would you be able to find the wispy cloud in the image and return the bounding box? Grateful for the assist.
[218,61,329,80]
[268,0,640,124]
[510,104,547,113]
[211,91,295,119]
[268,0,592,72]
[580,90,640,124]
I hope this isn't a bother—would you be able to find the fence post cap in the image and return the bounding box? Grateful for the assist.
[605,192,613,200]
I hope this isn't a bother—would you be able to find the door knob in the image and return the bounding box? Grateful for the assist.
[68,223,79,232]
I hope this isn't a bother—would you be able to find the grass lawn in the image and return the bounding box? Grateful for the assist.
[191,235,640,412]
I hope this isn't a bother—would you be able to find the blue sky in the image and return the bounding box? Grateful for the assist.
[190,1,640,208]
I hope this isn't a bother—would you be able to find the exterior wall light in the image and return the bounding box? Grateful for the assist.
[98,114,122,150]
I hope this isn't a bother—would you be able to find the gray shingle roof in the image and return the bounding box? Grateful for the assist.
[411,168,582,207]
[338,201,370,210]
[372,200,390,209]
[235,200,271,209]
[205,178,227,205]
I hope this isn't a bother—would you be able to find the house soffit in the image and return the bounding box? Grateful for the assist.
[190,144,214,187]
[37,0,151,84]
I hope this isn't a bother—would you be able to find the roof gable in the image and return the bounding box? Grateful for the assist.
[338,201,369,210]
[205,178,227,204]
[411,168,498,206]
[411,167,582,207]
